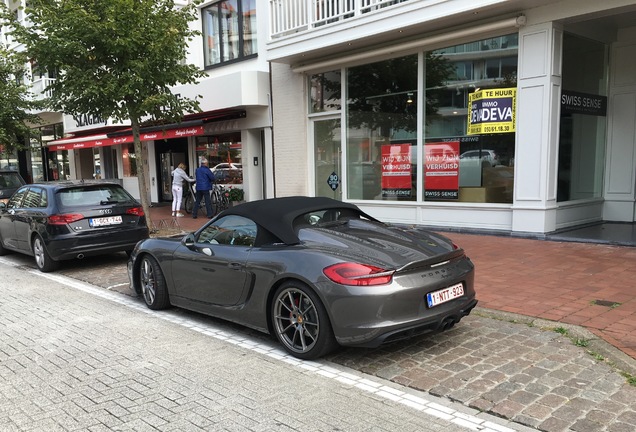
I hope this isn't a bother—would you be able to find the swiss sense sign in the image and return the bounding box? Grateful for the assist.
[48,126,205,151]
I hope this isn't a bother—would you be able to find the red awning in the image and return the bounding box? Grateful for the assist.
[48,134,112,151]
[48,125,205,151]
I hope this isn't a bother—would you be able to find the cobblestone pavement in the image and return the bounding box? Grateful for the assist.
[4,245,636,432]
[0,260,524,432]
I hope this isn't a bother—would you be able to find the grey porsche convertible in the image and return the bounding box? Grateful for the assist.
[127,196,477,359]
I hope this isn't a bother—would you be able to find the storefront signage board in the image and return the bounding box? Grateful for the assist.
[49,126,205,150]
[424,141,460,200]
[560,90,607,116]
[467,88,516,135]
[381,143,412,198]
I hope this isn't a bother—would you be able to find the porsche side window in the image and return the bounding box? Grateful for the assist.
[197,215,257,247]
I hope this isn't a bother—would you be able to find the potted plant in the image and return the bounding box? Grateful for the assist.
[227,186,244,203]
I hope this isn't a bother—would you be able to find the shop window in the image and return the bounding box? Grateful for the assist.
[202,0,257,68]
[310,71,341,113]
[426,35,518,204]
[47,151,69,181]
[557,33,608,202]
[341,34,518,204]
[0,149,20,171]
[346,55,418,201]
[93,148,101,179]
[196,133,243,187]
[29,136,44,182]
[122,143,137,177]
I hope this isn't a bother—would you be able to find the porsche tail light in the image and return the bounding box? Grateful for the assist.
[48,213,84,225]
[126,207,145,216]
[324,263,394,286]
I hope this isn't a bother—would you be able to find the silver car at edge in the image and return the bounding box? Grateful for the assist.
[127,196,477,359]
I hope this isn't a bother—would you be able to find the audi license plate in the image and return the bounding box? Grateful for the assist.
[426,282,464,308]
[90,216,122,227]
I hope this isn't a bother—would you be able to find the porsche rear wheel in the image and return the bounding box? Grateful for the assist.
[32,235,59,272]
[139,255,170,310]
[271,281,337,359]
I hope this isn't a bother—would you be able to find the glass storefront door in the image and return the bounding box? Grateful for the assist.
[313,118,342,200]
[557,33,608,202]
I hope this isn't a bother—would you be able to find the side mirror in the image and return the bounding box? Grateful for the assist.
[183,233,195,248]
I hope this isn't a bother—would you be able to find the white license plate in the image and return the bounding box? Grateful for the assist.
[90,216,123,227]
[426,282,464,308]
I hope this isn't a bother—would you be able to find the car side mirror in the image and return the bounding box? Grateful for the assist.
[0,202,6,210]
[183,233,195,248]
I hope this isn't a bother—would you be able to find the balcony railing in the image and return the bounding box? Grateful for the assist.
[269,0,411,38]
[30,77,55,100]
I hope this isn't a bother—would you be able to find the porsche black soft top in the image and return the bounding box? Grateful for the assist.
[220,196,379,245]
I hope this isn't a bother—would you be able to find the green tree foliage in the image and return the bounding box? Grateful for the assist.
[3,0,205,228]
[0,46,42,154]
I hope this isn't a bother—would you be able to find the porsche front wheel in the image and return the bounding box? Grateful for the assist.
[271,281,337,359]
[138,255,170,310]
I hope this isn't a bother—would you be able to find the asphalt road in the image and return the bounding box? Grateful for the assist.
[3,252,636,432]
[0,256,522,432]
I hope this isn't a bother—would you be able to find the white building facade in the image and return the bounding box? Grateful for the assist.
[3,0,274,205]
[267,0,636,235]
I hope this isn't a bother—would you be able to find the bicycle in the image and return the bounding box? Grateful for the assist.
[183,182,197,215]
[183,183,228,216]
[211,184,229,214]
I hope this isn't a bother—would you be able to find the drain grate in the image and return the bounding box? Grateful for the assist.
[593,299,621,307]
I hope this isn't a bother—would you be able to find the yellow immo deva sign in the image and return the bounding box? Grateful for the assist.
[467,88,516,135]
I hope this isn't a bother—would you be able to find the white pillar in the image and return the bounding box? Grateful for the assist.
[270,62,309,197]
[604,28,636,222]
[512,22,563,233]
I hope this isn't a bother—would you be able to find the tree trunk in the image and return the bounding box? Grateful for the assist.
[131,116,154,230]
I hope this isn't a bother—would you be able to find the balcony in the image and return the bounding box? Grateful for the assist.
[267,0,529,68]
[30,77,55,101]
[269,0,410,38]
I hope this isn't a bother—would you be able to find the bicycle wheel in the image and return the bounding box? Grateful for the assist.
[184,192,193,214]
[218,187,229,211]
[221,193,229,211]
[210,189,219,215]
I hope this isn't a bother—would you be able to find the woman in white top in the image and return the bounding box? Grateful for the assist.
[171,163,194,217]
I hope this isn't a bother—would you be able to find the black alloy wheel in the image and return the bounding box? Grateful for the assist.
[271,281,337,359]
[139,255,170,310]
[32,235,59,272]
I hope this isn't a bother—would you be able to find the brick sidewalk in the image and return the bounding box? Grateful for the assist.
[449,233,636,360]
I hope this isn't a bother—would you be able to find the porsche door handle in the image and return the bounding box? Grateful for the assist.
[228,262,243,270]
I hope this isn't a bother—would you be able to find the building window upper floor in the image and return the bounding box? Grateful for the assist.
[202,0,257,68]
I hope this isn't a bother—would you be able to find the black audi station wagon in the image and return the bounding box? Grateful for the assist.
[0,180,149,272]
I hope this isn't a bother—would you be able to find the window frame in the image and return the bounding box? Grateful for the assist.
[201,0,258,69]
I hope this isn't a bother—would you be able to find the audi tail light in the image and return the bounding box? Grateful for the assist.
[48,213,84,225]
[126,207,145,216]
